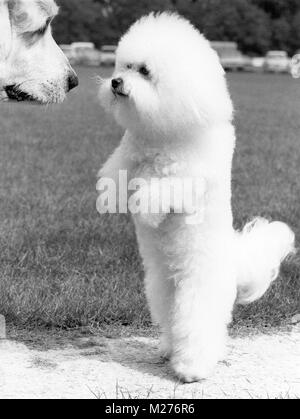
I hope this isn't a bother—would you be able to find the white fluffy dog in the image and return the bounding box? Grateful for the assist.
[99,13,295,382]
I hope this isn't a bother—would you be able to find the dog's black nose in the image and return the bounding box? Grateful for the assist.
[111,78,123,90]
[67,72,79,92]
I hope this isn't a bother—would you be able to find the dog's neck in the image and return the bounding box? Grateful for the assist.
[0,1,11,56]
[0,62,7,93]
[0,0,11,92]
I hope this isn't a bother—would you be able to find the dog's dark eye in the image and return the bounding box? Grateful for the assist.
[126,64,133,69]
[35,18,51,36]
[139,65,150,77]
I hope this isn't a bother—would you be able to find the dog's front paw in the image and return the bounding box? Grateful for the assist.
[171,357,214,383]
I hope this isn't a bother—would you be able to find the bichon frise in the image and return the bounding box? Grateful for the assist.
[98,13,295,382]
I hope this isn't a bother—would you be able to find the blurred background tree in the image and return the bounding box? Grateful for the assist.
[174,0,272,54]
[54,0,103,45]
[52,0,300,55]
[94,0,175,44]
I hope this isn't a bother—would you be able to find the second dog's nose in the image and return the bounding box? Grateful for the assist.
[67,72,79,92]
[112,78,123,90]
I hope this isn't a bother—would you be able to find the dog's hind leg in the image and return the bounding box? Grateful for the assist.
[135,224,175,360]
[170,251,237,382]
[145,267,175,360]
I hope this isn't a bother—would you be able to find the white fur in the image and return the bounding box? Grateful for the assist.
[99,13,295,382]
[0,0,76,103]
[235,218,295,305]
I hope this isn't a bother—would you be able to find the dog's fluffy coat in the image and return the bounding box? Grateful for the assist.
[99,13,295,382]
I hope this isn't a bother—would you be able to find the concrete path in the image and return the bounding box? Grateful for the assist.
[0,326,299,399]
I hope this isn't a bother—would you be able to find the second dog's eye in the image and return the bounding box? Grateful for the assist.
[35,18,51,36]
[139,65,150,77]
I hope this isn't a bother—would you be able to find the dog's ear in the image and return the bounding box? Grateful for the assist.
[0,0,12,60]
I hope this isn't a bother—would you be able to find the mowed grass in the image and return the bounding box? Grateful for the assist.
[0,68,299,329]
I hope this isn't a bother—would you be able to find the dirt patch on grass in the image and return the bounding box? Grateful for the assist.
[0,325,299,399]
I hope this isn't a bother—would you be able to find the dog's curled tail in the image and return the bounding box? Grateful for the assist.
[236,218,295,305]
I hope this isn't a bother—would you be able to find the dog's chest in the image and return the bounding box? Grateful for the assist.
[129,153,196,180]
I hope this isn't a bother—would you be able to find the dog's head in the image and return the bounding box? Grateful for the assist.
[0,0,78,104]
[100,13,233,137]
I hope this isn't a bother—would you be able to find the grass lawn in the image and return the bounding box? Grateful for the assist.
[0,68,299,330]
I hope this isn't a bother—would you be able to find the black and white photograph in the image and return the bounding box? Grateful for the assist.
[0,0,299,402]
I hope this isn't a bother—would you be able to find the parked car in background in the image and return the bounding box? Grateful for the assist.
[211,41,250,71]
[249,57,265,72]
[264,51,291,73]
[100,45,117,66]
[291,50,300,78]
[71,42,102,66]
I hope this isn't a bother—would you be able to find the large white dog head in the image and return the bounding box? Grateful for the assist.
[100,13,233,138]
[0,0,78,104]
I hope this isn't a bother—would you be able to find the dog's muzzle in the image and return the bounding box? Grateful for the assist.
[4,85,36,102]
